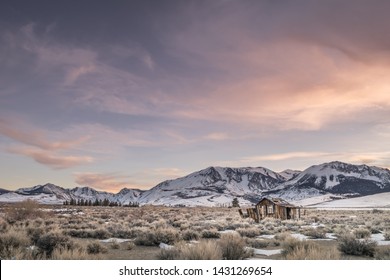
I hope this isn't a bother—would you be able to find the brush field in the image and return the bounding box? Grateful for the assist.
[1,200,389,260]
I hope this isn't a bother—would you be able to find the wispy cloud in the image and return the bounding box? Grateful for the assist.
[74,172,146,192]
[241,152,333,163]
[149,168,186,179]
[8,147,93,169]
[204,132,229,141]
[342,152,390,168]
[14,21,390,134]
[0,116,93,169]
[0,118,88,151]
[64,65,96,85]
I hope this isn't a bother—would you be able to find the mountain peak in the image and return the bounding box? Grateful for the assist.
[1,161,390,206]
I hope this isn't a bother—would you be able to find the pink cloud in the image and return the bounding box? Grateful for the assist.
[7,147,93,169]
[74,172,145,192]
[0,118,89,150]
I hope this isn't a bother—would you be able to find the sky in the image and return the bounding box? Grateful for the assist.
[1,0,390,192]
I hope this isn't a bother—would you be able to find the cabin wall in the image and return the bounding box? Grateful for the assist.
[239,198,300,223]
[255,200,283,219]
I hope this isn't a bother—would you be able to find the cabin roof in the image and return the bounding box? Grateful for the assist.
[256,197,297,208]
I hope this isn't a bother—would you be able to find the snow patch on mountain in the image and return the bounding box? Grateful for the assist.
[1,162,390,207]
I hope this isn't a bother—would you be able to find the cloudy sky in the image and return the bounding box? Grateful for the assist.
[1,0,390,192]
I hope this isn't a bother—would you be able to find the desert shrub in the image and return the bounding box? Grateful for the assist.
[236,227,261,238]
[179,240,222,260]
[383,231,390,241]
[135,227,180,246]
[106,223,134,239]
[181,229,200,241]
[87,241,108,254]
[282,237,309,257]
[282,237,340,260]
[126,242,135,250]
[369,227,382,234]
[110,240,120,249]
[130,219,149,227]
[157,247,181,260]
[5,200,45,223]
[338,234,377,257]
[0,218,8,233]
[51,246,98,260]
[274,232,291,241]
[201,229,221,239]
[134,232,157,246]
[26,227,45,244]
[374,246,390,260]
[0,229,31,259]
[100,213,110,220]
[179,222,190,230]
[36,231,74,256]
[303,228,327,239]
[246,238,278,248]
[354,228,371,239]
[219,233,253,260]
[155,227,181,244]
[64,228,110,239]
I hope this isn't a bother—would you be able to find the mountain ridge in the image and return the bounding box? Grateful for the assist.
[1,161,390,206]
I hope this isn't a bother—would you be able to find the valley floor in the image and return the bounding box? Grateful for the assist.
[0,202,389,260]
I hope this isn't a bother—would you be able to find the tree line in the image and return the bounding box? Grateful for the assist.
[63,198,139,207]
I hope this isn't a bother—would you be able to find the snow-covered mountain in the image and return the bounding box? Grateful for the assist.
[1,162,390,206]
[138,166,286,206]
[277,169,301,181]
[0,183,144,205]
[265,161,390,202]
[0,188,11,195]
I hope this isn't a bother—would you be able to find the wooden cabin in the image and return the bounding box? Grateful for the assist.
[239,197,300,222]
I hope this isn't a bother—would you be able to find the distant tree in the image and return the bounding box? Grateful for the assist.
[102,198,110,207]
[232,198,240,208]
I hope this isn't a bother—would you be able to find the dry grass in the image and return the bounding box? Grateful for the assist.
[51,246,101,260]
[4,200,46,223]
[338,234,377,257]
[87,241,108,254]
[353,228,371,239]
[0,203,390,260]
[374,246,390,260]
[219,233,253,260]
[383,231,390,241]
[302,227,327,239]
[178,240,222,260]
[282,237,340,260]
[0,229,31,259]
[236,227,262,238]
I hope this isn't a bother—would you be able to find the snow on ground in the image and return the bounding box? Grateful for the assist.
[219,230,239,235]
[311,192,390,208]
[369,234,390,246]
[257,234,275,239]
[0,192,63,204]
[100,238,131,243]
[295,194,339,206]
[159,243,174,250]
[250,248,282,256]
[290,233,309,240]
